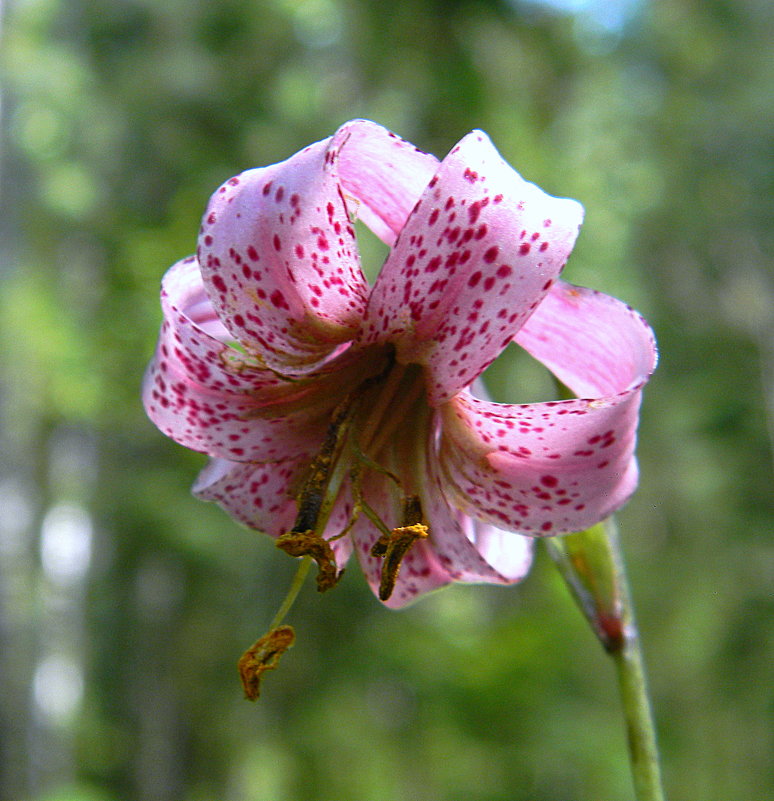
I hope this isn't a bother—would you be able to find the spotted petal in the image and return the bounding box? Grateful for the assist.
[364,130,583,404]
[422,438,534,583]
[193,457,303,537]
[142,257,333,462]
[198,132,369,374]
[145,257,286,393]
[438,283,657,535]
[514,280,658,397]
[466,517,537,580]
[440,392,641,535]
[334,119,439,246]
[194,457,353,567]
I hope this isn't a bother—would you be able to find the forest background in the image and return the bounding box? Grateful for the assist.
[1,0,772,799]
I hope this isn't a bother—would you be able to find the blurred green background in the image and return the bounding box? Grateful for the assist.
[1,0,772,799]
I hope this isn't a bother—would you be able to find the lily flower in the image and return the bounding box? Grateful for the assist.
[143,119,656,609]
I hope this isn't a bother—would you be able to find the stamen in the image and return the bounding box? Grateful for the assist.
[370,494,429,601]
[360,498,396,538]
[293,395,354,533]
[269,555,313,630]
[275,394,355,590]
[339,461,394,542]
[352,442,401,487]
[237,625,296,701]
[274,354,427,602]
[276,531,342,592]
[371,525,429,601]
[355,361,407,454]
[360,365,426,460]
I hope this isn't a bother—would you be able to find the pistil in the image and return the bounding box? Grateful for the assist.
[239,362,430,697]
[238,624,296,701]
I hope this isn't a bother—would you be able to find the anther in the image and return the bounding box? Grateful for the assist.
[370,495,429,601]
[276,531,343,592]
[237,625,296,701]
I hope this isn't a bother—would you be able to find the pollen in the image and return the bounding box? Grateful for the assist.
[370,495,429,601]
[276,530,343,592]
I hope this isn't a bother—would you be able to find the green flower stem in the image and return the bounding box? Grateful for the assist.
[268,555,313,630]
[611,615,666,801]
[606,521,666,801]
[545,519,666,801]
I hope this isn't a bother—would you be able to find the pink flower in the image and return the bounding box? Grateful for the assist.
[143,119,656,608]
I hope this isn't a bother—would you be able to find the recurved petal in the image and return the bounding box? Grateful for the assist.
[422,447,534,584]
[466,517,537,580]
[436,280,657,536]
[350,470,452,609]
[145,257,288,395]
[144,361,329,462]
[364,130,583,404]
[197,131,369,375]
[193,457,303,537]
[142,258,332,462]
[439,389,643,536]
[333,119,439,245]
[514,281,658,398]
[195,457,353,569]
